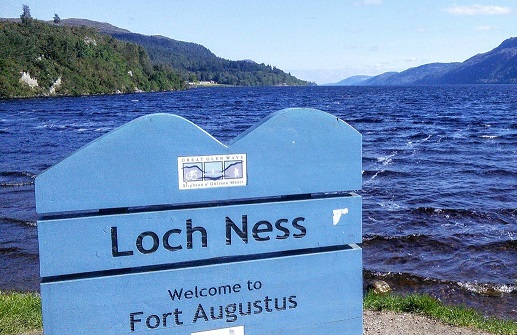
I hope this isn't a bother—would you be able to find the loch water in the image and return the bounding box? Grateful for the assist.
[0,86,516,320]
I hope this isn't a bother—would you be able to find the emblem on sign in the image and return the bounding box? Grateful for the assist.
[178,154,247,190]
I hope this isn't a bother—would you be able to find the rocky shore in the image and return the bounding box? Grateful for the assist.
[364,310,492,335]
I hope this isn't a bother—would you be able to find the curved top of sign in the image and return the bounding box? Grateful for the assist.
[36,108,362,214]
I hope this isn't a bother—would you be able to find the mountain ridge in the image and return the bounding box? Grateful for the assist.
[331,38,517,86]
[55,18,131,34]
[58,18,309,86]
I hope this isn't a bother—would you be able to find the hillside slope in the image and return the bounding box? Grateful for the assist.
[60,19,309,86]
[368,63,460,86]
[338,37,517,86]
[328,75,372,86]
[436,37,517,84]
[0,19,184,98]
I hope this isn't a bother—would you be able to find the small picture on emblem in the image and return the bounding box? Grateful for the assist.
[204,161,223,180]
[224,160,244,179]
[183,163,203,182]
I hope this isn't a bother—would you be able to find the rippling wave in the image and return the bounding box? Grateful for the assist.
[363,233,516,253]
[0,216,36,227]
[364,270,517,319]
[0,171,36,187]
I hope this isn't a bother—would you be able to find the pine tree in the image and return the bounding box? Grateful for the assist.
[20,5,32,23]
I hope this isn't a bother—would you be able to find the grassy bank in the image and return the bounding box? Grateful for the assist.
[1,291,515,335]
[364,291,517,335]
[0,292,41,334]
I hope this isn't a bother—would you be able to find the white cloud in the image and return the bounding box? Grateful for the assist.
[476,25,499,31]
[445,4,512,15]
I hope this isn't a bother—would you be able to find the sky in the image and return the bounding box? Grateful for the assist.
[1,0,516,84]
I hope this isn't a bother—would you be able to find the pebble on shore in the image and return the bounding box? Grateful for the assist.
[364,310,493,335]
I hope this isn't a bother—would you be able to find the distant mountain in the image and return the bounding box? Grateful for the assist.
[367,63,460,85]
[436,37,517,84]
[361,72,398,85]
[60,19,309,86]
[337,37,517,86]
[326,75,372,86]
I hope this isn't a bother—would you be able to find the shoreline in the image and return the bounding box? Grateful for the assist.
[3,290,515,335]
[2,274,515,321]
[364,310,495,335]
[18,311,498,335]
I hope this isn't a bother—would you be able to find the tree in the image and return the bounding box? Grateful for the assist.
[20,4,32,23]
[53,14,61,24]
[188,73,198,83]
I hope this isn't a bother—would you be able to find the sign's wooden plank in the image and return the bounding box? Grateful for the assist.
[41,247,362,335]
[38,195,361,278]
[35,109,361,214]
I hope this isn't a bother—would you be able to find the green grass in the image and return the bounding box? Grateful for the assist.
[0,291,42,335]
[364,291,517,335]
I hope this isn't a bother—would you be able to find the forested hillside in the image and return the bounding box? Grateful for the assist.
[111,32,309,86]
[59,19,309,86]
[0,19,184,98]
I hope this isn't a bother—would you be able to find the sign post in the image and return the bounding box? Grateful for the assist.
[36,108,362,335]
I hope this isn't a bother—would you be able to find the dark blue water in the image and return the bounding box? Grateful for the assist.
[1,86,516,319]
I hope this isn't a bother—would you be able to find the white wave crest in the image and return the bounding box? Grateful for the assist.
[458,281,516,295]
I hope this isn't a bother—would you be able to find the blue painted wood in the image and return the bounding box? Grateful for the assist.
[36,108,363,335]
[35,108,361,214]
[40,247,362,335]
[38,195,361,277]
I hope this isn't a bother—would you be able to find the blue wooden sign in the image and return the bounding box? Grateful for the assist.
[36,108,362,335]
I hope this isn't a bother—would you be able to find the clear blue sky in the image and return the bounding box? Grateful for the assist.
[2,0,516,84]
